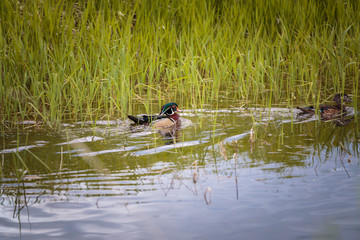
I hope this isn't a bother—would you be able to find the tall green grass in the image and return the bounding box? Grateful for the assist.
[1,0,359,129]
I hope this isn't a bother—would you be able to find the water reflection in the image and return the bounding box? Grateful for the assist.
[158,124,181,145]
[1,107,359,239]
[332,116,355,127]
[1,177,44,238]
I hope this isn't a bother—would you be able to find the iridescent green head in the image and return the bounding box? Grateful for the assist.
[159,103,181,115]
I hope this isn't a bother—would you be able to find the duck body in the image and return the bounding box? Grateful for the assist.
[152,112,181,129]
[128,102,181,128]
[296,93,352,120]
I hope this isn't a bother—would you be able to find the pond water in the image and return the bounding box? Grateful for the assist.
[1,106,360,240]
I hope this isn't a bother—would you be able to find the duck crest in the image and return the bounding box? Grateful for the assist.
[160,103,180,116]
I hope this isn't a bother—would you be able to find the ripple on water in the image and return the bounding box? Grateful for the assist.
[55,136,104,145]
[132,139,208,156]
[1,107,360,240]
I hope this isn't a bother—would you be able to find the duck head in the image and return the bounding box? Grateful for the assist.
[159,102,181,116]
[333,93,352,105]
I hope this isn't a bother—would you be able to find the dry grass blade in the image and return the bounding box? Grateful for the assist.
[204,187,212,205]
[219,141,228,160]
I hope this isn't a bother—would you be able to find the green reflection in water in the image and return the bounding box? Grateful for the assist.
[0,107,359,239]
[1,108,358,195]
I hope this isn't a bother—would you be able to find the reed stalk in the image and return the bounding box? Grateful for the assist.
[0,0,359,129]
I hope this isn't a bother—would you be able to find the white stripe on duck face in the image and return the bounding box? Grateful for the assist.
[168,108,175,115]
[161,107,174,116]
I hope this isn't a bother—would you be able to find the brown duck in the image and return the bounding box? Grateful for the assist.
[296,93,352,120]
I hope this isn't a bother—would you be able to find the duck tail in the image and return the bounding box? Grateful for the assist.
[128,115,145,124]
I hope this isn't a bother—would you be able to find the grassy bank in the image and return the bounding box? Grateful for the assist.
[1,0,359,129]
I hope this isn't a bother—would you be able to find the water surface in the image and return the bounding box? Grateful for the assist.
[1,107,360,240]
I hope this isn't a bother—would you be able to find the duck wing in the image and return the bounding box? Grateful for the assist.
[318,105,344,119]
[319,104,341,112]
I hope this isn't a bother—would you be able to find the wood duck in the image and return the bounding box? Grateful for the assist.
[296,93,352,120]
[128,102,181,128]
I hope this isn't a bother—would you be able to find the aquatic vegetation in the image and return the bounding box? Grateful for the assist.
[0,0,359,129]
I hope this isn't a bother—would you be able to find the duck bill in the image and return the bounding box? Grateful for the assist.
[176,107,182,113]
